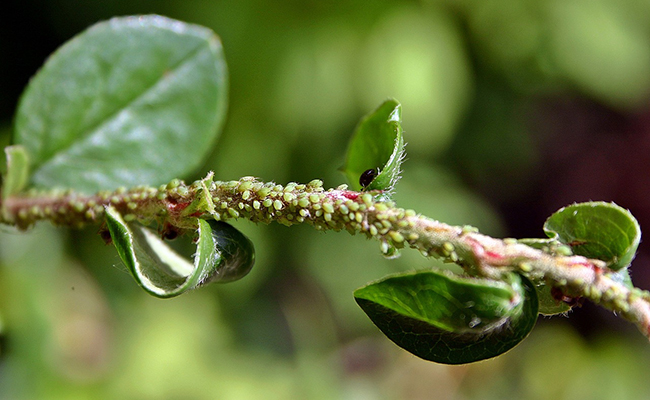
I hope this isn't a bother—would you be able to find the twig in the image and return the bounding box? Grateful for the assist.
[2,174,650,337]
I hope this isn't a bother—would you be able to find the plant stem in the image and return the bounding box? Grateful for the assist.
[2,174,650,338]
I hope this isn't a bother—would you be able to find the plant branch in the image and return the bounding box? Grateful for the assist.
[2,174,650,338]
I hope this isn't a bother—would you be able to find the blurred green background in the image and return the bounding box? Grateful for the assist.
[2,0,650,399]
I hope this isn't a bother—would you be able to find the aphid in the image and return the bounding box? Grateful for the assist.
[359,168,379,188]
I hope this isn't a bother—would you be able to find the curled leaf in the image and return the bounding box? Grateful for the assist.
[342,99,405,194]
[105,206,254,298]
[354,270,538,364]
[544,202,641,271]
[201,220,256,284]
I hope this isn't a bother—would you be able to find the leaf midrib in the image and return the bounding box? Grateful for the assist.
[36,39,210,170]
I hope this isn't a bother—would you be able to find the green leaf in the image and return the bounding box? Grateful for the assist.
[535,283,573,316]
[201,220,256,285]
[342,99,405,193]
[544,202,641,271]
[14,15,228,193]
[354,270,538,364]
[104,207,254,298]
[1,145,30,199]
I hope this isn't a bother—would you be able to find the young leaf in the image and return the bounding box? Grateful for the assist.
[544,202,641,271]
[2,145,30,199]
[14,15,228,193]
[104,207,254,298]
[342,99,405,193]
[354,270,538,364]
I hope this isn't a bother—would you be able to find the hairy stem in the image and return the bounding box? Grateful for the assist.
[2,174,650,337]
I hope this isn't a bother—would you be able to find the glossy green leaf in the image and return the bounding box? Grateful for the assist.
[544,202,641,271]
[355,270,538,364]
[201,220,256,285]
[1,145,30,199]
[14,15,228,193]
[342,99,405,193]
[104,207,254,298]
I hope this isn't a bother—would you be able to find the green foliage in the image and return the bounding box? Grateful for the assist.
[355,271,538,364]
[105,206,255,298]
[544,202,641,271]
[342,99,405,194]
[518,202,641,315]
[357,8,471,156]
[13,15,228,193]
[547,0,650,108]
[461,0,650,108]
[3,2,647,397]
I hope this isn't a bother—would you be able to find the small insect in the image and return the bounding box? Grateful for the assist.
[359,168,379,188]
[550,286,583,308]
